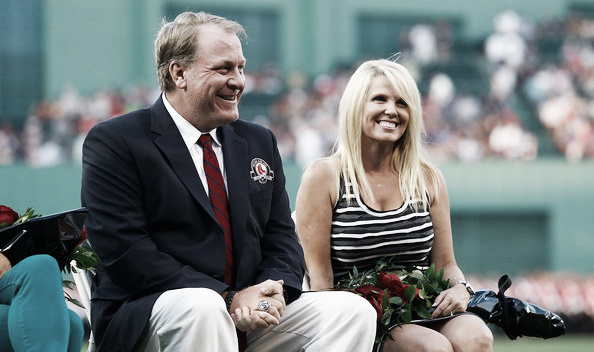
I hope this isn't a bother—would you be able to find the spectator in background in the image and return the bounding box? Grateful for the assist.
[4,7,593,164]
[485,10,528,70]
[409,24,438,66]
[0,124,18,164]
[488,109,537,159]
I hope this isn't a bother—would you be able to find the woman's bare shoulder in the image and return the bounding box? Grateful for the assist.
[298,156,341,204]
[302,156,340,181]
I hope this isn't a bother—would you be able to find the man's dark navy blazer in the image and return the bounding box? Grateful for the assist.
[81,96,305,351]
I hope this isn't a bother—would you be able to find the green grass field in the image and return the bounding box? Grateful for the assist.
[494,335,594,352]
[81,335,594,351]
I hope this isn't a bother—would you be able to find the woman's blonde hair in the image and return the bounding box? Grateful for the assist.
[154,11,246,92]
[332,58,439,209]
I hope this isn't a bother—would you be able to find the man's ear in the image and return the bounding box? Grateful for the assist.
[169,62,187,89]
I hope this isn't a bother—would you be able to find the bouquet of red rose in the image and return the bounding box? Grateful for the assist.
[1,205,99,308]
[335,257,450,344]
[0,205,98,270]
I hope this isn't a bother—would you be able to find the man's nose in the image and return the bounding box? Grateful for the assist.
[228,68,245,90]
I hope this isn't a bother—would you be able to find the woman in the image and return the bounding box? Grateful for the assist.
[295,59,493,351]
[0,253,84,352]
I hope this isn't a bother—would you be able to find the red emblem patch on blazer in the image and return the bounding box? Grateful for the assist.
[250,158,274,184]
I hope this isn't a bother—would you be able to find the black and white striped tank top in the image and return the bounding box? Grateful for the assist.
[331,181,434,282]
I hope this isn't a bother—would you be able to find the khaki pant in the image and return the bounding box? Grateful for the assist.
[136,288,376,352]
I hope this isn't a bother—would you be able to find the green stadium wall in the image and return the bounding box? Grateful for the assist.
[1,159,593,276]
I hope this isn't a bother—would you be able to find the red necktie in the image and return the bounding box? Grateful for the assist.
[198,134,234,286]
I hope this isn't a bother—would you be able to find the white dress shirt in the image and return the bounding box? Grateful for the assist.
[162,93,228,194]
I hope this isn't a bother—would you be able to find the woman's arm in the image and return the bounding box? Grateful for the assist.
[427,168,472,316]
[295,158,339,291]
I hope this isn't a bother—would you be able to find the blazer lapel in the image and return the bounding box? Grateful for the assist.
[150,98,216,221]
[219,125,249,267]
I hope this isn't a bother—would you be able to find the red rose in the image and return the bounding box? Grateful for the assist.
[369,299,383,320]
[0,205,19,227]
[413,287,422,301]
[78,227,87,245]
[355,284,383,299]
[378,272,421,303]
[355,285,392,321]
[379,272,406,294]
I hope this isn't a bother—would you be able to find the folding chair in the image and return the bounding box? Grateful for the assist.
[291,210,311,291]
[71,259,97,351]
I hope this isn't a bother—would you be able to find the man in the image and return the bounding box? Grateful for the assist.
[81,11,376,352]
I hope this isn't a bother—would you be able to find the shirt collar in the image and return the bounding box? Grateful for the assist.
[162,92,221,149]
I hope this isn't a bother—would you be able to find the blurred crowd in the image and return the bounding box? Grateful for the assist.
[521,11,594,162]
[0,9,593,167]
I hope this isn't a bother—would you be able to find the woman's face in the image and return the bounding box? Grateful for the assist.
[361,75,410,145]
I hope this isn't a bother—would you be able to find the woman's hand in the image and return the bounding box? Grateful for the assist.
[0,253,12,280]
[430,283,471,318]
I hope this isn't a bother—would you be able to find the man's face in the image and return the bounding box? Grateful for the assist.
[183,24,246,131]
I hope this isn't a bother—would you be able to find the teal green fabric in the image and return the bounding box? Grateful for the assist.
[0,255,84,352]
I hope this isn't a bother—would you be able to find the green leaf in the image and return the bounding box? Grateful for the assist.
[399,306,412,323]
[381,309,392,324]
[404,285,416,302]
[65,296,86,309]
[66,246,100,273]
[389,296,403,306]
[408,270,424,282]
[436,266,445,283]
[417,287,426,300]
[426,264,436,279]
[12,207,42,225]
[424,284,437,297]
[381,290,391,306]
[62,279,76,289]
[413,304,432,320]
